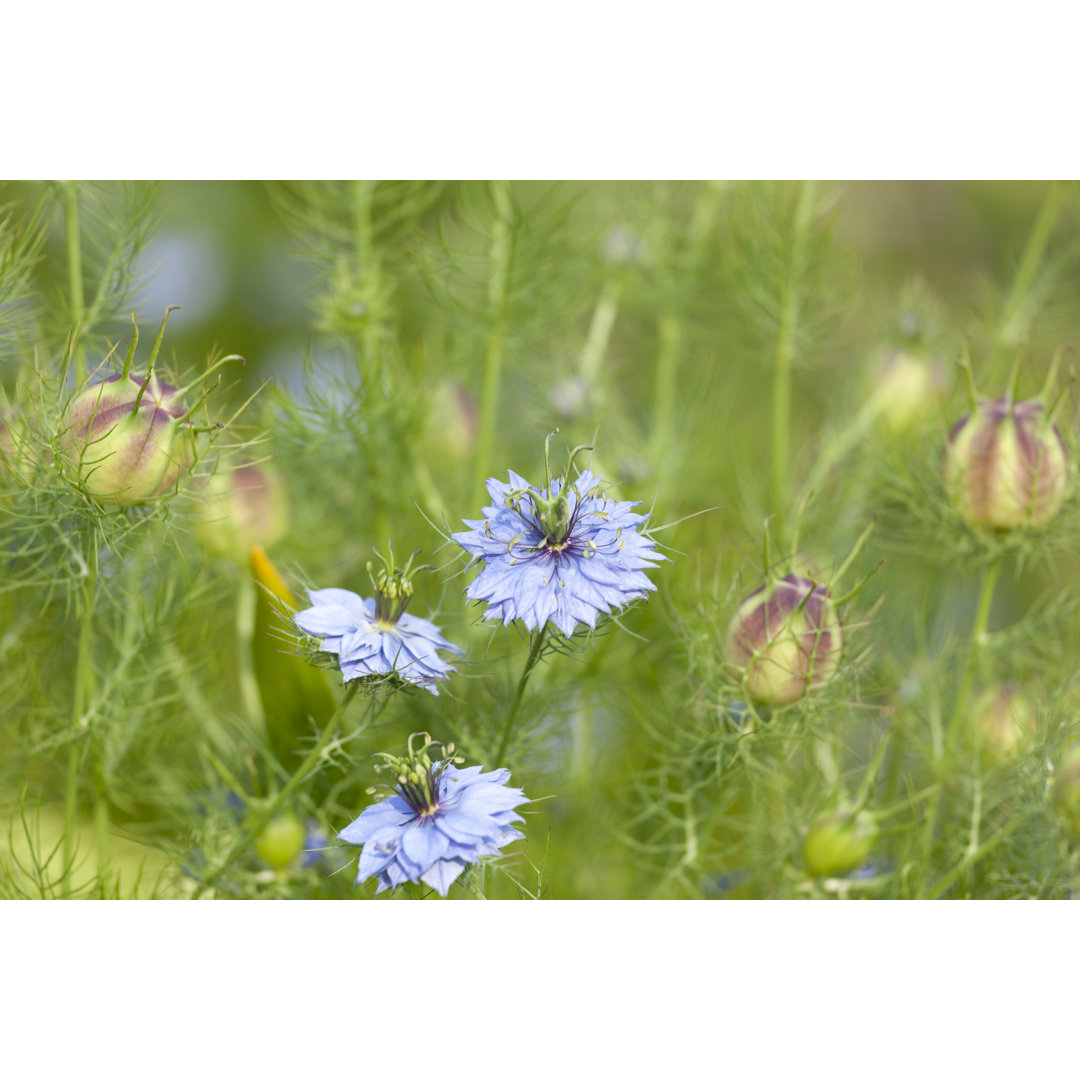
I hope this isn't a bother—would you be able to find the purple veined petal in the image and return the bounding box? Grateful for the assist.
[306,588,371,622]
[295,603,358,638]
[357,837,399,878]
[421,857,467,897]
[434,809,504,843]
[399,823,451,871]
[338,799,416,844]
[458,782,530,815]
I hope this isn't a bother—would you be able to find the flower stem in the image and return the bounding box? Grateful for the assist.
[192,681,362,898]
[495,625,548,765]
[771,180,816,526]
[473,180,515,506]
[996,180,1067,356]
[63,181,86,384]
[62,530,98,885]
[920,559,1000,886]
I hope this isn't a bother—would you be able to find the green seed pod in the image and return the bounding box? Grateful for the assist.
[194,461,291,561]
[726,574,843,705]
[971,684,1036,764]
[803,805,878,877]
[254,811,307,870]
[945,397,1067,530]
[59,373,195,505]
[1052,744,1080,842]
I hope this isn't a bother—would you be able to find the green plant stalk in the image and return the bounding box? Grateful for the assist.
[192,681,362,898]
[650,181,724,465]
[996,180,1067,354]
[473,180,514,506]
[919,560,1001,885]
[495,625,548,765]
[772,180,817,524]
[64,181,86,383]
[62,531,98,883]
[579,279,621,385]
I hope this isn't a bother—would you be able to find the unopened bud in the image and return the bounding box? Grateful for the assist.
[875,349,947,433]
[726,574,843,705]
[254,811,306,870]
[971,684,1036,764]
[58,373,195,505]
[803,806,878,877]
[194,460,291,560]
[946,397,1067,530]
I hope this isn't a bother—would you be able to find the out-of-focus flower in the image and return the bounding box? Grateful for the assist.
[452,443,664,637]
[341,734,529,897]
[946,396,1067,530]
[726,574,843,705]
[294,550,462,695]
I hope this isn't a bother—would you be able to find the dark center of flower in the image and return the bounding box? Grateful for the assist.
[374,733,463,819]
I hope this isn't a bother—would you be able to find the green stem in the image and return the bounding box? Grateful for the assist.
[495,625,548,765]
[62,531,99,884]
[473,181,514,505]
[579,279,621,385]
[64,182,86,383]
[949,561,1000,736]
[771,180,817,525]
[193,681,363,898]
[996,180,1067,355]
[920,560,1000,887]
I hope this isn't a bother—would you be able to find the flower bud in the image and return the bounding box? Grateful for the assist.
[58,373,195,505]
[803,805,878,877]
[945,397,1067,530]
[874,349,947,433]
[971,684,1036,764]
[254,811,307,870]
[726,574,843,705]
[423,380,477,468]
[194,461,290,560]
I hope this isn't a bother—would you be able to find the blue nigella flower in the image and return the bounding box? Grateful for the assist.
[294,549,462,695]
[451,440,664,637]
[340,734,529,897]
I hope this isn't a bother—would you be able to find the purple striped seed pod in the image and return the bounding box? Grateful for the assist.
[972,684,1036,765]
[59,373,196,506]
[945,397,1067,530]
[726,574,843,706]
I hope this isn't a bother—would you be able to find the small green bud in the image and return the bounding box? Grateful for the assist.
[945,397,1067,530]
[726,574,843,705]
[58,373,195,506]
[803,805,878,877]
[874,349,947,433]
[971,684,1036,764]
[1052,744,1080,842]
[253,811,306,870]
[194,460,291,560]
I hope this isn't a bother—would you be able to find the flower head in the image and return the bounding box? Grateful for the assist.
[726,573,843,705]
[340,734,530,897]
[294,549,462,695]
[946,395,1067,530]
[452,440,664,637]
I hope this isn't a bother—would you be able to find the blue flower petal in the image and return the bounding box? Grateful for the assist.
[421,858,467,897]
